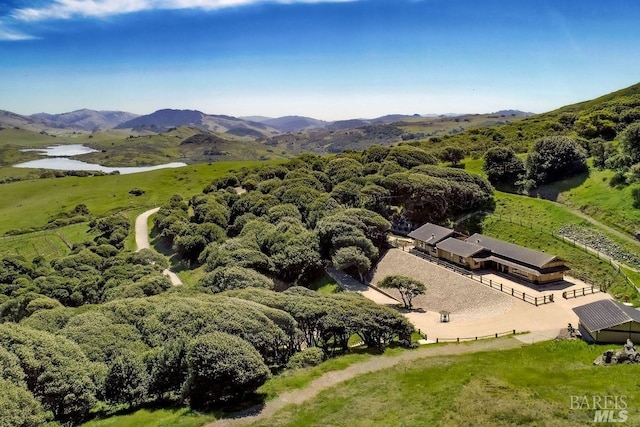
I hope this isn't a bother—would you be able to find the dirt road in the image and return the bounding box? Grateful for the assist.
[135,207,183,286]
[207,337,523,427]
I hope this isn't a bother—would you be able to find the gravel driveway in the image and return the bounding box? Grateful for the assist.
[370,249,514,322]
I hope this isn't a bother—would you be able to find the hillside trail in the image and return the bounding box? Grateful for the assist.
[206,337,523,427]
[135,207,183,285]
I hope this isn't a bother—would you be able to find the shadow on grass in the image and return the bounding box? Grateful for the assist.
[530,171,590,202]
[86,399,223,423]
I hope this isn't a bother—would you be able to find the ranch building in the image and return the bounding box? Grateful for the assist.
[573,299,640,344]
[409,224,569,284]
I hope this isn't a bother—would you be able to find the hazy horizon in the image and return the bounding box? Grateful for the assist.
[1,0,639,121]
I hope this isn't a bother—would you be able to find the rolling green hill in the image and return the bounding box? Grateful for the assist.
[411,82,640,156]
[0,126,288,168]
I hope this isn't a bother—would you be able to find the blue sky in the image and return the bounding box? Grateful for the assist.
[1,0,639,120]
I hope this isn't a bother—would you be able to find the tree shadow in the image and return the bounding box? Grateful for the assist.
[455,211,488,235]
[529,171,590,202]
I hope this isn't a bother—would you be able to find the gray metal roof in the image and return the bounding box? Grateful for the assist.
[437,237,486,258]
[573,299,640,332]
[465,233,558,268]
[408,223,455,246]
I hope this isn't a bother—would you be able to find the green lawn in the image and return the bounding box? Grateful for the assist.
[308,273,341,294]
[80,408,215,427]
[0,160,280,235]
[249,340,637,427]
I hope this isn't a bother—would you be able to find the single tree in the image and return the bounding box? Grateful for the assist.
[482,147,525,184]
[378,275,426,309]
[440,146,465,166]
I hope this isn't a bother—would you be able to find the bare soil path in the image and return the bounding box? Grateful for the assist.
[207,337,523,427]
[135,207,183,286]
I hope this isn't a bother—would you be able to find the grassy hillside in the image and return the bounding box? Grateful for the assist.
[411,82,640,156]
[0,125,287,168]
[250,340,636,427]
[0,160,281,235]
[79,340,634,427]
[263,113,528,155]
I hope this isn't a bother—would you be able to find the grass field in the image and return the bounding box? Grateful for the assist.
[249,340,636,427]
[80,408,216,427]
[0,222,90,260]
[0,160,281,235]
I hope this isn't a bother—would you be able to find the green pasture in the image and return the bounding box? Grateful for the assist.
[0,222,90,260]
[250,340,636,427]
[0,160,280,235]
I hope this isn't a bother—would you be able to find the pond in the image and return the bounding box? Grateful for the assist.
[15,144,187,175]
[14,158,187,175]
[20,144,100,156]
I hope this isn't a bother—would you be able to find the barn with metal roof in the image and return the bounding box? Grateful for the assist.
[573,299,640,344]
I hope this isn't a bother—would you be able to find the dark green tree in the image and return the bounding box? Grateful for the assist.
[183,332,270,408]
[483,147,525,184]
[525,136,587,185]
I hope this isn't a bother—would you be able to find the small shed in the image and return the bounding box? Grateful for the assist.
[573,299,640,344]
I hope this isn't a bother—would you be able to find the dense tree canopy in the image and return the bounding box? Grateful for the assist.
[525,136,588,185]
[483,147,526,185]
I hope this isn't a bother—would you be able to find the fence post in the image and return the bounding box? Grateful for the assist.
[511,288,514,296]
[500,283,503,292]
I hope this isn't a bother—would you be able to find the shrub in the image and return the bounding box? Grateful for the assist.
[286,347,325,369]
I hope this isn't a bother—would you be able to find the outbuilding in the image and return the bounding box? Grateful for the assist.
[573,299,640,344]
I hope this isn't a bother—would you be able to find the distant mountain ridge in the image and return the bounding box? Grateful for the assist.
[32,109,139,131]
[114,109,278,136]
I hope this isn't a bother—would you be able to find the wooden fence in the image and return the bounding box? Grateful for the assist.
[562,286,604,299]
[419,329,517,343]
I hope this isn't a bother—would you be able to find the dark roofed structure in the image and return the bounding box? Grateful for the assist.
[408,223,569,284]
[408,223,456,246]
[573,299,640,343]
[437,237,486,258]
[465,233,558,268]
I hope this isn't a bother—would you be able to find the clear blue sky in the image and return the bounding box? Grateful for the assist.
[1,0,639,120]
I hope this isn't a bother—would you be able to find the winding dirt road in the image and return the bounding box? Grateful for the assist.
[135,207,183,286]
[207,337,523,427]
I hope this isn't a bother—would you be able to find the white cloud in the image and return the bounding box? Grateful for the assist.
[13,0,357,22]
[0,19,37,40]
